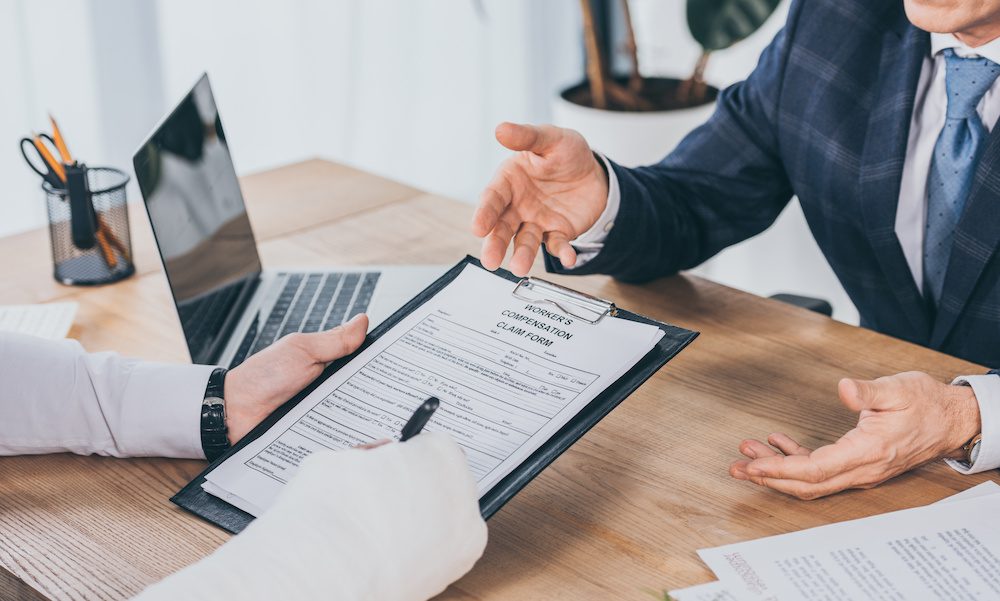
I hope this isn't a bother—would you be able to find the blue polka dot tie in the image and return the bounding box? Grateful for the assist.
[923,49,1000,307]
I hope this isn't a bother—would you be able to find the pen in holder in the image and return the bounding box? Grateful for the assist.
[42,166,135,285]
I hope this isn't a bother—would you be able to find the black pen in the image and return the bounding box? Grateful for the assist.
[399,397,439,441]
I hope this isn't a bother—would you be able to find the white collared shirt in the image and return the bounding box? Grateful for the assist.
[573,33,1000,474]
[0,332,211,458]
[0,332,486,600]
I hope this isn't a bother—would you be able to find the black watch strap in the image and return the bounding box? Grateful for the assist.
[201,368,231,462]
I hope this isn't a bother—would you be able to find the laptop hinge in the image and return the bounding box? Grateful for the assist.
[202,274,262,366]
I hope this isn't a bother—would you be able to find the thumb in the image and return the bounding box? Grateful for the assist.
[838,378,892,412]
[495,122,564,155]
[305,313,369,362]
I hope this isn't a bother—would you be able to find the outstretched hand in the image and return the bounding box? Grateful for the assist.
[472,122,610,276]
[730,372,981,499]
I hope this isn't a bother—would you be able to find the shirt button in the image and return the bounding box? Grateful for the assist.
[604,221,615,233]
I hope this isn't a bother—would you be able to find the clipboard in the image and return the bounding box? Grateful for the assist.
[172,256,698,533]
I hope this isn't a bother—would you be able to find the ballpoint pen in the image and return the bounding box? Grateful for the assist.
[400,397,440,441]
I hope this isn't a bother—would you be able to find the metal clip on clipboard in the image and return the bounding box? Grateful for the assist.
[512,277,618,324]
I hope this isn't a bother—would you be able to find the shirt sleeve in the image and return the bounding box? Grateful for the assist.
[569,153,621,268]
[133,433,487,601]
[0,332,211,459]
[945,374,1000,474]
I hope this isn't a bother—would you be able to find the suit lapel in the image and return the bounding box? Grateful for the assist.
[859,23,931,341]
[930,126,1000,347]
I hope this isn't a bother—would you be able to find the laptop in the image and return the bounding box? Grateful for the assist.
[133,74,444,367]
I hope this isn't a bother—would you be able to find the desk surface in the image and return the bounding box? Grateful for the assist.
[0,159,994,600]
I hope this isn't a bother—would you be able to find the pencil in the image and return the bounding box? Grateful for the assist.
[33,135,66,183]
[95,228,118,269]
[49,115,74,165]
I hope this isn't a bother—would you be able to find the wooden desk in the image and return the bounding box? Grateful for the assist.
[0,159,994,600]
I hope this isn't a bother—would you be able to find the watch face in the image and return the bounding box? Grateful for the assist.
[971,441,982,464]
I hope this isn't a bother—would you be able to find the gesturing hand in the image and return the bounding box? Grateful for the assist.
[224,314,369,444]
[472,122,610,276]
[729,372,981,500]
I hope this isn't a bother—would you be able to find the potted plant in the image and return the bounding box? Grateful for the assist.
[553,0,781,167]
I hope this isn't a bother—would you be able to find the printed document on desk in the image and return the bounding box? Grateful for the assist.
[0,303,77,339]
[669,481,1000,601]
[698,481,1000,600]
[203,264,665,515]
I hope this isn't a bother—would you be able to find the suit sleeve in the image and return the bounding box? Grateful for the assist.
[545,1,802,283]
[0,332,211,458]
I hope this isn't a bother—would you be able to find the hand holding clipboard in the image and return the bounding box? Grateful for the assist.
[173,258,698,534]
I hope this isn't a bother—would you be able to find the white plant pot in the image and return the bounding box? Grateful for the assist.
[551,90,715,168]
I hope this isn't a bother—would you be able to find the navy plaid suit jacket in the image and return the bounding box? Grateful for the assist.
[547,0,1000,367]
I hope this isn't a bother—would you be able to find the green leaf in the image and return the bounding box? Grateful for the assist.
[686,0,781,51]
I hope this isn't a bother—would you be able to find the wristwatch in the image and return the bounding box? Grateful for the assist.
[964,433,983,466]
[201,368,231,461]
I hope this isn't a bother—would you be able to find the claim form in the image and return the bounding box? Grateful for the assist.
[203,265,664,515]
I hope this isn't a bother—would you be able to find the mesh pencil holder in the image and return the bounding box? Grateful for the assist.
[42,166,135,286]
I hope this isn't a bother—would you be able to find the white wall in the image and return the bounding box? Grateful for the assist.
[0,0,581,237]
[1,0,858,323]
[153,0,583,205]
[1,0,104,235]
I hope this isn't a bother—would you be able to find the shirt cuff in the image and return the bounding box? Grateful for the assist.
[945,374,1000,474]
[570,153,621,268]
[118,362,216,459]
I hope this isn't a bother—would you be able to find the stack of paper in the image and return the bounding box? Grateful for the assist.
[203,265,666,516]
[670,481,1000,600]
[0,302,78,339]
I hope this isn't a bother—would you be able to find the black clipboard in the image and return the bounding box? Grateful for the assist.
[172,256,698,533]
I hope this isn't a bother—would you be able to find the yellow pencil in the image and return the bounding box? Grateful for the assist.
[49,114,74,165]
[33,135,66,183]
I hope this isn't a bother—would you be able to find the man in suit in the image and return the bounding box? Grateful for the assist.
[471,0,1000,499]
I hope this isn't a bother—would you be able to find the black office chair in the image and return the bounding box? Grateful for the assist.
[769,293,833,317]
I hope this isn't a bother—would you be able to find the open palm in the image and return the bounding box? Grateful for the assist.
[472,122,610,276]
[730,373,981,499]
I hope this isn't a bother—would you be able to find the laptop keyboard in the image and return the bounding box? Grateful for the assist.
[177,280,244,357]
[229,271,380,368]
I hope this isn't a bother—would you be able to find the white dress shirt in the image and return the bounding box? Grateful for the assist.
[572,33,1000,474]
[0,332,486,599]
[0,332,211,458]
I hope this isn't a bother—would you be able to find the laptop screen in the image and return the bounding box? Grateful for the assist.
[134,74,262,363]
